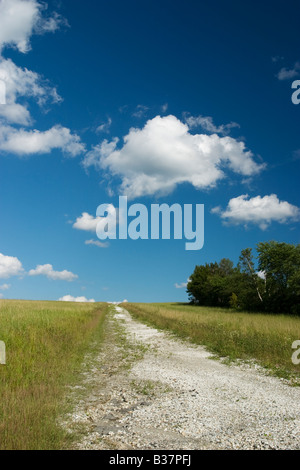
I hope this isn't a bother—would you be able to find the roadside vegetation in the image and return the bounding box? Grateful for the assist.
[123,302,300,384]
[0,299,107,450]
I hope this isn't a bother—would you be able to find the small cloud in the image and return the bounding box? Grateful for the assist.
[96,117,112,134]
[73,212,101,232]
[132,104,149,118]
[184,113,240,136]
[119,104,129,114]
[277,62,300,80]
[0,253,24,279]
[58,295,95,303]
[175,278,190,289]
[85,239,109,248]
[29,264,78,281]
[73,206,117,235]
[0,283,11,290]
[272,56,284,63]
[161,103,168,113]
[0,125,85,157]
[212,194,300,229]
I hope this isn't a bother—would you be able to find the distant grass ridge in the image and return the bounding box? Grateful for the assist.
[123,302,300,383]
[0,299,107,450]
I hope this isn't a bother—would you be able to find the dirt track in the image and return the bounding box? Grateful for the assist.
[65,304,300,450]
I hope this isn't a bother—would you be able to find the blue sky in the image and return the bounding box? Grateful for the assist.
[0,0,299,303]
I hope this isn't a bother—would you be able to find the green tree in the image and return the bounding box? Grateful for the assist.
[187,259,236,307]
[257,241,300,313]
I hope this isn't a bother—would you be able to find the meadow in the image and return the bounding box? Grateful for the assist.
[0,299,107,450]
[123,302,300,383]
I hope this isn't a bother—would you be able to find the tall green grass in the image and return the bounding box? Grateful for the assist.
[123,303,300,382]
[0,299,107,450]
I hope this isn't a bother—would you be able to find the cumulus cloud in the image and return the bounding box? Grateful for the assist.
[0,3,79,160]
[0,0,66,53]
[0,125,85,156]
[0,253,23,278]
[212,194,300,229]
[82,115,265,199]
[28,264,78,281]
[58,295,95,303]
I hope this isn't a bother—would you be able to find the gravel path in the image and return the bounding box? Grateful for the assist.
[66,305,300,450]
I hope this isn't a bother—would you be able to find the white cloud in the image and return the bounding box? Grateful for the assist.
[85,239,109,248]
[83,115,265,199]
[132,104,149,118]
[96,117,112,133]
[0,124,85,156]
[35,11,67,34]
[184,114,240,136]
[0,253,23,278]
[73,206,117,235]
[28,264,78,281]
[0,283,11,290]
[73,212,101,232]
[212,194,300,229]
[0,0,65,53]
[175,278,190,289]
[175,282,188,289]
[277,62,300,80]
[0,58,62,125]
[58,295,95,303]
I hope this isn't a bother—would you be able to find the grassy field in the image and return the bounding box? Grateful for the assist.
[0,299,107,450]
[123,302,300,383]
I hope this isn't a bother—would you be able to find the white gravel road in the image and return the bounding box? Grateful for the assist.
[68,305,300,450]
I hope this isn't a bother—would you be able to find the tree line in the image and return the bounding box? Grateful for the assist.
[187,241,300,315]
